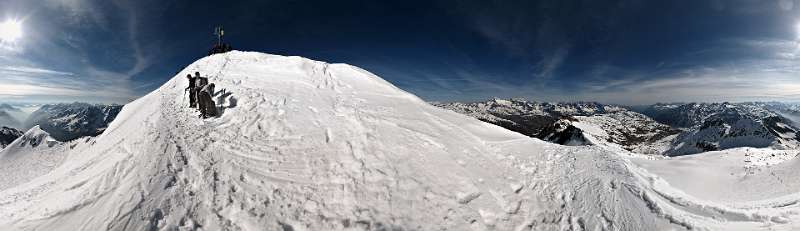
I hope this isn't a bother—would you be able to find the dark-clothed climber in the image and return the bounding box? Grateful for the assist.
[185,74,197,108]
[197,83,217,118]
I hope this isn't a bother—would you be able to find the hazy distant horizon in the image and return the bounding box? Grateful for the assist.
[2,97,800,108]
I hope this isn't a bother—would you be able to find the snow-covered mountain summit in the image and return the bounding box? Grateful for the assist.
[6,125,56,149]
[0,52,797,230]
[0,126,65,190]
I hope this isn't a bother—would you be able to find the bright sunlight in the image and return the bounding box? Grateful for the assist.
[0,19,22,43]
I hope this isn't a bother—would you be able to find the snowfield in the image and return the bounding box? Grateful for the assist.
[633,148,800,202]
[1,51,799,230]
[0,126,66,190]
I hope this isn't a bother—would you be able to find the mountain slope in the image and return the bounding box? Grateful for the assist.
[638,103,800,155]
[434,99,629,137]
[23,103,122,141]
[0,126,66,190]
[0,52,797,230]
[0,126,23,149]
[436,99,678,153]
[568,111,680,154]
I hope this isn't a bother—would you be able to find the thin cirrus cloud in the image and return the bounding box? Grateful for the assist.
[421,0,800,104]
[404,49,800,105]
[0,65,134,102]
[1,0,799,105]
[579,62,800,104]
[0,0,154,103]
[0,83,82,97]
[1,66,74,76]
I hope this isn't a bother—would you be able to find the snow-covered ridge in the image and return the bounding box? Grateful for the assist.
[11,125,57,149]
[0,126,67,190]
[0,51,798,230]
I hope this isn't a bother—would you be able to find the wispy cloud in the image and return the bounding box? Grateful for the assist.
[532,46,569,79]
[0,64,132,101]
[394,52,800,105]
[0,83,83,96]
[44,0,109,28]
[710,0,798,13]
[0,0,157,103]
[578,60,800,104]
[113,0,151,77]
[1,66,74,76]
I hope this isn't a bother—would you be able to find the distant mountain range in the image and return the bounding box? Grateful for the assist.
[433,99,628,136]
[634,102,800,155]
[22,103,123,141]
[4,98,799,155]
[0,126,23,149]
[436,99,800,156]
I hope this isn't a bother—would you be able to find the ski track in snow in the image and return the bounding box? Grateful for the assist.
[0,51,798,230]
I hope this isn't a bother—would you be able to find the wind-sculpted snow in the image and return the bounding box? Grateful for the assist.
[0,51,798,230]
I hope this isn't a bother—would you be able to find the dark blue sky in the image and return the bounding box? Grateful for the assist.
[1,0,800,104]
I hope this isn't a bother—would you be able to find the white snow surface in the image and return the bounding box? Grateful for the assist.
[0,126,66,190]
[572,111,678,154]
[1,51,799,230]
[633,148,800,202]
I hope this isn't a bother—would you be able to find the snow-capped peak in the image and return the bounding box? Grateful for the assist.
[7,125,57,150]
[1,52,798,230]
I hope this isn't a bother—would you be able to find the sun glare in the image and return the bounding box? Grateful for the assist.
[0,19,22,43]
[796,21,800,39]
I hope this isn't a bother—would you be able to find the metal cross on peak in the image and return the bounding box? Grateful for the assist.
[214,26,224,45]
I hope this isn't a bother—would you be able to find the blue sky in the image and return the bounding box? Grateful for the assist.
[0,0,799,105]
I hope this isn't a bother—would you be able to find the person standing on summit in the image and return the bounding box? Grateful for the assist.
[194,72,208,108]
[193,72,213,116]
[185,74,197,108]
[198,83,218,118]
[195,72,208,87]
